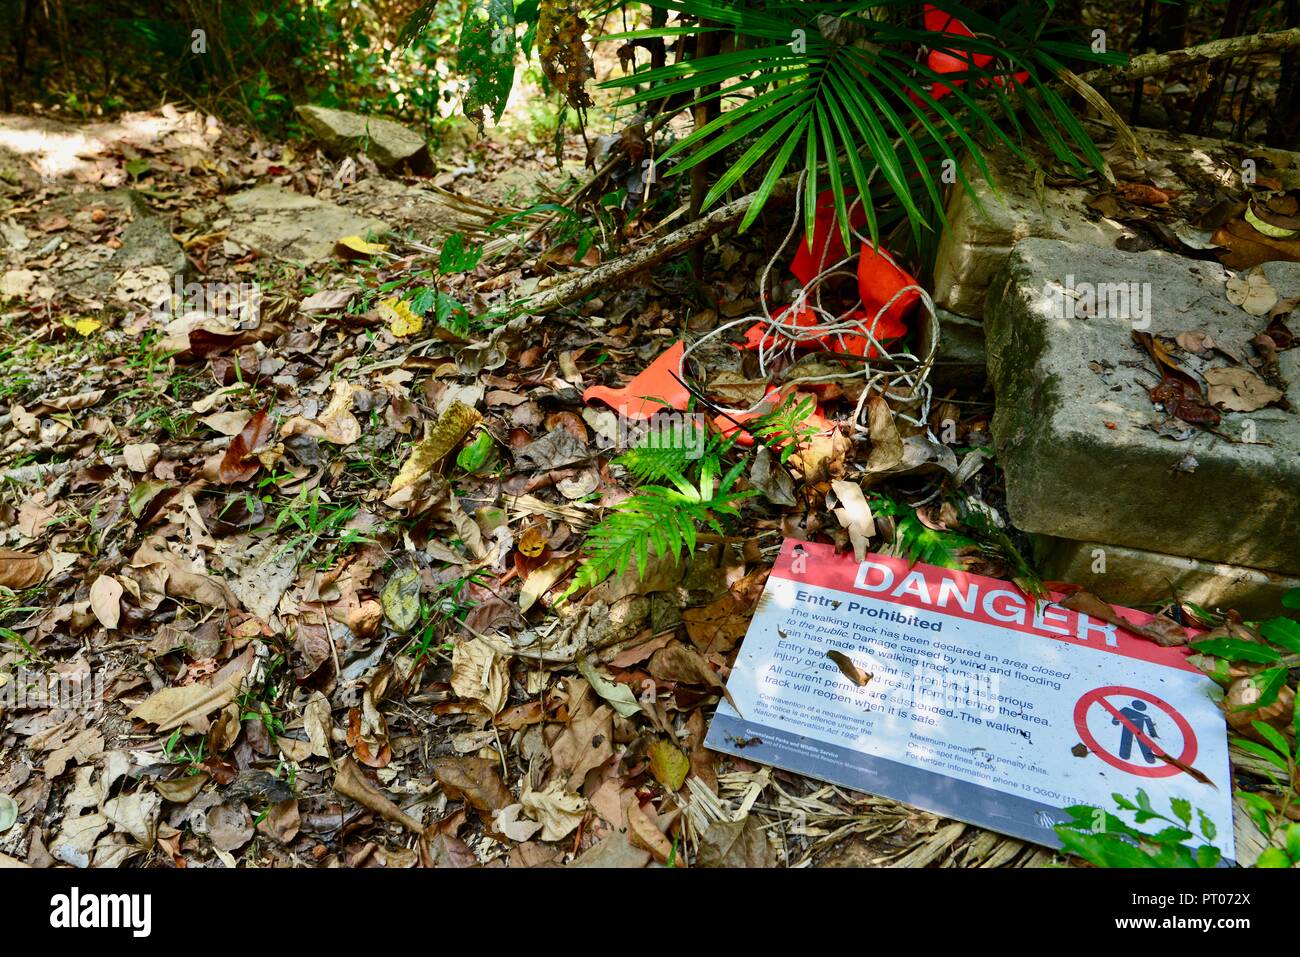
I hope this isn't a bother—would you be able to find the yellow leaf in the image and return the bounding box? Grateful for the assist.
[388,401,481,494]
[518,523,550,557]
[335,234,388,258]
[648,739,689,792]
[70,317,102,336]
[379,296,423,337]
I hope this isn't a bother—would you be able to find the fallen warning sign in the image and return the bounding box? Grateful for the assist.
[705,539,1234,859]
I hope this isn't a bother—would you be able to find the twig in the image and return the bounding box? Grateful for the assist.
[512,174,801,316]
[1080,28,1300,87]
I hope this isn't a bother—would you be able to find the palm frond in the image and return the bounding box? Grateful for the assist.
[608,0,1126,250]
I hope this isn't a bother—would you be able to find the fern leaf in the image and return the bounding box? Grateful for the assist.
[564,477,755,599]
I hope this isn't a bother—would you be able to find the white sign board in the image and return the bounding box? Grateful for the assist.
[706,540,1234,858]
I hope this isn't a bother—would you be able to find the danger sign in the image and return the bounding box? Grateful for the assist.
[1073,686,1197,778]
[705,540,1236,859]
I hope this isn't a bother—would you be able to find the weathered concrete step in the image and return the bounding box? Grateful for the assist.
[1034,534,1300,618]
[986,238,1300,577]
[933,125,1300,319]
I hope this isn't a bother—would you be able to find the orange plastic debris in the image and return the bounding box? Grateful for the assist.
[712,387,829,448]
[583,340,690,420]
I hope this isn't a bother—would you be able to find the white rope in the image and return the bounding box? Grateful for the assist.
[678,168,939,442]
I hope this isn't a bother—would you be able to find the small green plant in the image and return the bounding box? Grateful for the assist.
[564,423,752,598]
[439,233,484,275]
[162,729,208,774]
[870,492,976,569]
[1054,790,1223,868]
[266,486,374,568]
[1235,716,1298,857]
[237,652,288,743]
[751,394,819,465]
[406,571,491,671]
[1186,589,1300,713]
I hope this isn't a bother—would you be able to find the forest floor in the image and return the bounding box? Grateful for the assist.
[0,69,1294,868]
[0,101,1055,869]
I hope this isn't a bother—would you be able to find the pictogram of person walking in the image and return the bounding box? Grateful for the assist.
[1113,699,1158,763]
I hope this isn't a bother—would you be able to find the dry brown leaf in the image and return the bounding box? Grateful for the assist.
[1203,367,1284,412]
[626,799,673,864]
[154,773,209,804]
[431,756,512,816]
[128,665,247,733]
[43,729,104,781]
[864,394,904,473]
[519,783,586,841]
[450,637,509,715]
[551,703,614,790]
[31,390,104,414]
[280,379,362,445]
[1175,331,1214,354]
[88,574,123,630]
[218,407,273,484]
[681,568,768,657]
[1226,680,1295,738]
[1059,590,1189,647]
[696,816,775,867]
[304,691,333,759]
[826,649,872,687]
[389,401,480,493]
[334,757,423,833]
[0,550,48,589]
[830,479,875,560]
[648,643,724,689]
[1225,267,1280,317]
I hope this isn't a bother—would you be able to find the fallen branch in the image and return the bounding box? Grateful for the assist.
[514,28,1300,317]
[1081,28,1300,87]
[512,175,801,316]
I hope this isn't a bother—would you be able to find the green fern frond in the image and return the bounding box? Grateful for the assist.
[753,394,818,464]
[606,0,1125,248]
[615,418,717,484]
[565,465,753,598]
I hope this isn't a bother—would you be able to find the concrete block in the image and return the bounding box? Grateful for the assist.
[932,126,1300,319]
[1034,534,1300,619]
[986,238,1300,576]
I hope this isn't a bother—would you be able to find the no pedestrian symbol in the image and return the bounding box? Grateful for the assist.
[1073,685,1198,778]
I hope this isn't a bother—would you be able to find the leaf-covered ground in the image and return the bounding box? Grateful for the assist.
[0,103,1065,869]
[2,90,1294,869]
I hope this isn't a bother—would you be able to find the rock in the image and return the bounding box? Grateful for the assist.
[986,238,1300,577]
[933,125,1300,318]
[60,190,186,297]
[1034,535,1300,618]
[332,177,484,245]
[111,191,186,278]
[920,308,987,388]
[224,185,389,264]
[295,105,430,172]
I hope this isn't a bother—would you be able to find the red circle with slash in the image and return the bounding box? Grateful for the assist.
[1073,685,1197,778]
